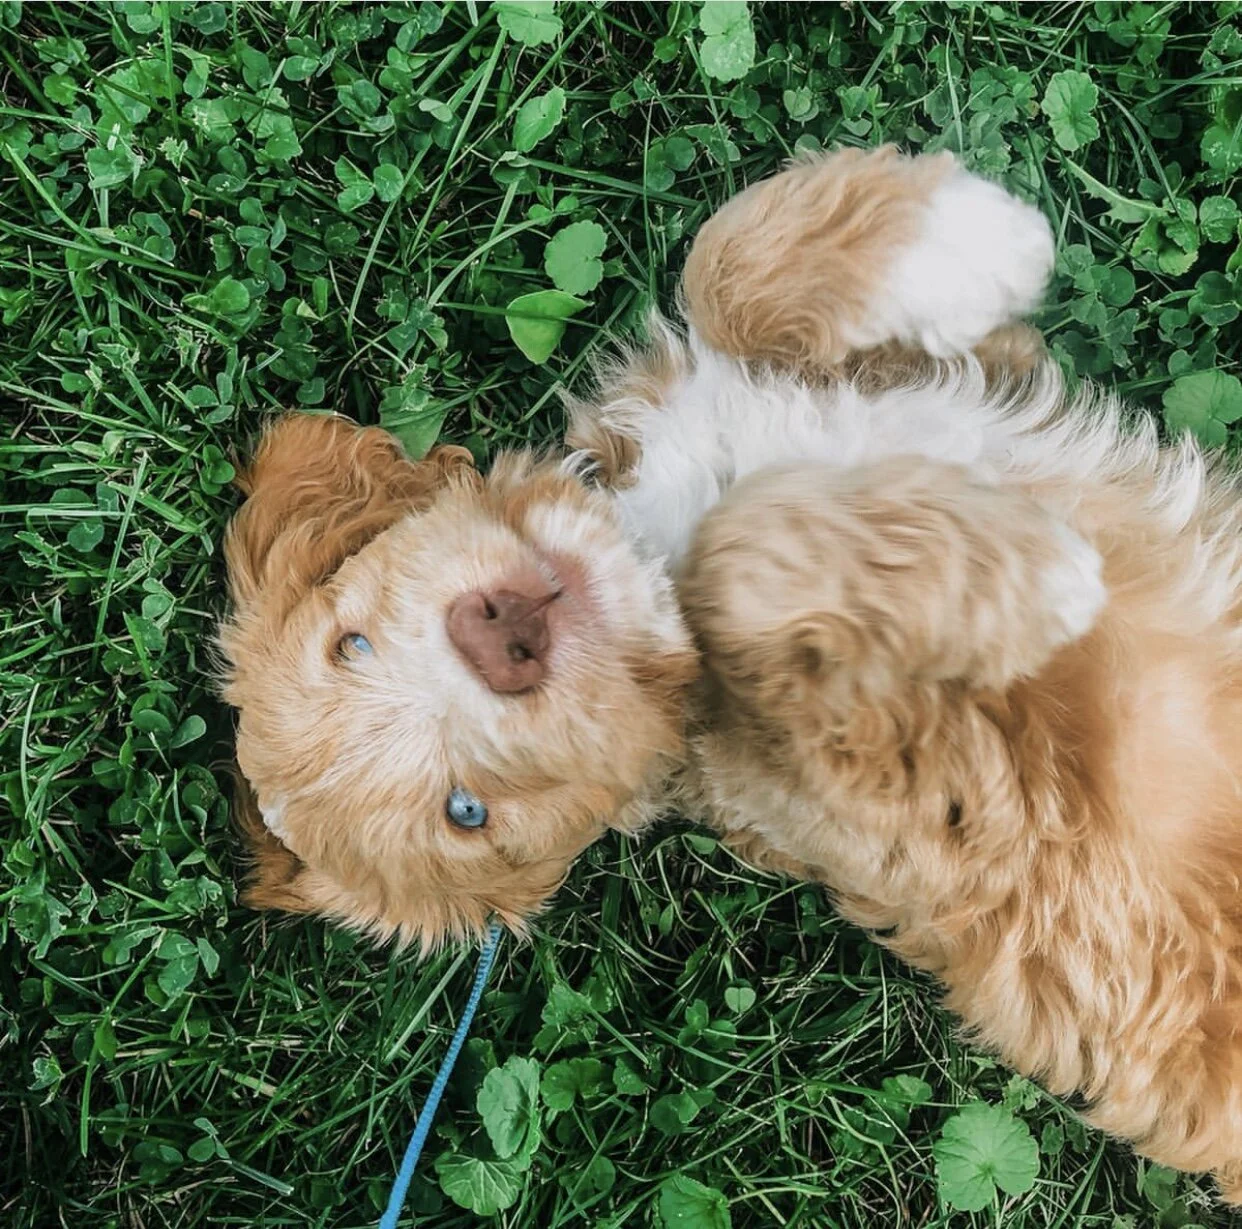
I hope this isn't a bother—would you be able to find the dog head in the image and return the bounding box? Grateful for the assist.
[218,414,695,951]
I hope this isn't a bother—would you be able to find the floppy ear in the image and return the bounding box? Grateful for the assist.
[224,412,476,615]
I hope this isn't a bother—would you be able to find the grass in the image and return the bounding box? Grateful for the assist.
[3,2,1242,1226]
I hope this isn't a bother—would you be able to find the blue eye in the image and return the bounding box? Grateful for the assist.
[338,633,373,658]
[446,787,488,830]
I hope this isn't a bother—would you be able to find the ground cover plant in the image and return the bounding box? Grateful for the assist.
[3,1,1242,1225]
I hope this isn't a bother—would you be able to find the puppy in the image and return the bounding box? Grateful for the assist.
[218,427,695,945]
[220,147,1242,1199]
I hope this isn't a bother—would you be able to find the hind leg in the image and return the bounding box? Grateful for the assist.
[681,146,1054,381]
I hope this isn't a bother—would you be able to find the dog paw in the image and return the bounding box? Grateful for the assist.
[882,167,1055,358]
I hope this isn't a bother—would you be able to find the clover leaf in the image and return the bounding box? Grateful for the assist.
[1200,195,1240,244]
[372,164,404,203]
[1162,369,1242,447]
[205,277,250,316]
[699,2,755,83]
[1202,124,1242,175]
[513,86,566,152]
[334,157,374,212]
[561,1154,615,1203]
[646,135,695,191]
[541,1057,604,1111]
[495,0,562,46]
[505,290,587,364]
[379,370,446,458]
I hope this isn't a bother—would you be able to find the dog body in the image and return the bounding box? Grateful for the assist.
[222,149,1242,1195]
[582,332,1242,1194]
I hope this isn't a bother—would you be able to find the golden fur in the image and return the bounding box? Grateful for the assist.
[221,146,1242,1197]
[682,146,949,375]
[220,415,694,949]
[680,463,1242,1195]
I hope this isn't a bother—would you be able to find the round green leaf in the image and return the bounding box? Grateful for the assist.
[125,616,166,658]
[513,86,566,153]
[504,290,587,364]
[195,937,220,976]
[495,0,562,46]
[30,1055,64,1094]
[334,156,374,212]
[435,1154,523,1215]
[93,1018,117,1061]
[561,1153,615,1202]
[156,952,199,998]
[879,1074,933,1107]
[1200,195,1240,244]
[651,1093,692,1136]
[1202,124,1242,175]
[132,708,172,736]
[544,220,607,295]
[207,277,251,316]
[783,87,818,123]
[45,73,77,107]
[169,715,207,749]
[373,163,405,202]
[612,1057,648,1096]
[67,520,104,552]
[699,2,755,83]
[1041,70,1099,151]
[657,1174,732,1229]
[157,932,197,961]
[283,55,319,82]
[1095,264,1136,307]
[477,1055,541,1162]
[418,97,453,124]
[86,143,140,190]
[933,1102,1039,1212]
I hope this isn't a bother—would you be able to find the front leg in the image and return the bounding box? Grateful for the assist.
[678,456,1105,914]
[681,145,1054,379]
[681,456,1106,706]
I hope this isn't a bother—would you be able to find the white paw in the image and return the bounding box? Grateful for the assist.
[1040,522,1107,647]
[882,167,1055,358]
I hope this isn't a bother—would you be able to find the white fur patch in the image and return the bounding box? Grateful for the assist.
[260,794,290,842]
[1040,521,1108,647]
[875,168,1055,357]
[616,342,1030,569]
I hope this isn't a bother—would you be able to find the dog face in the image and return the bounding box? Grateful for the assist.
[218,415,695,950]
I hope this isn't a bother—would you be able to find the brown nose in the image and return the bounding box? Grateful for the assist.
[447,586,559,693]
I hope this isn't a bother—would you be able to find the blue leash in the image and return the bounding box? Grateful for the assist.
[378,920,504,1229]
